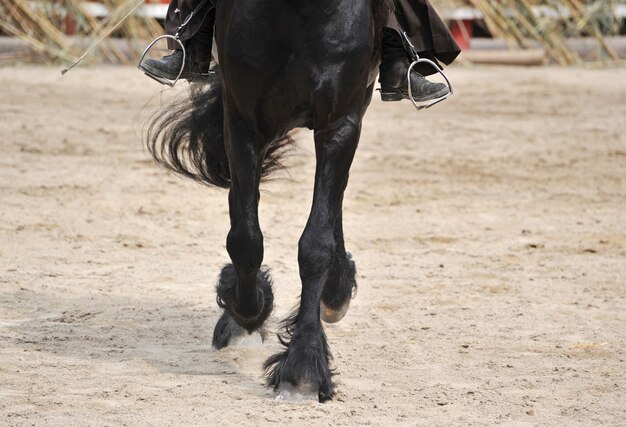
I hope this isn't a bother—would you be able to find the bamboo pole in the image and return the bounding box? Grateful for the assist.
[0,0,80,61]
[564,0,620,60]
[0,0,621,66]
[520,0,580,65]
[66,0,125,64]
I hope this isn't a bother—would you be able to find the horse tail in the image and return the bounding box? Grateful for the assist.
[145,76,292,188]
[145,79,230,188]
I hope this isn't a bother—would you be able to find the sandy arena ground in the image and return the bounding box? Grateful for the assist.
[0,65,625,426]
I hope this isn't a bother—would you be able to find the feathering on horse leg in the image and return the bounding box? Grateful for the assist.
[264,219,336,402]
[213,264,273,348]
[264,118,361,402]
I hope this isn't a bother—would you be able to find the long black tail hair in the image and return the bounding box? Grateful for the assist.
[145,75,291,189]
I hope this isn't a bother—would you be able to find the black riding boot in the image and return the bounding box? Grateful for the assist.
[139,7,215,82]
[140,49,211,82]
[379,28,449,103]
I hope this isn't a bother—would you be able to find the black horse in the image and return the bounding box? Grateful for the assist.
[146,0,388,402]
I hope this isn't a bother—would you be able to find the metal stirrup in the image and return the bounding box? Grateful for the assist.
[138,35,186,87]
[138,0,209,86]
[402,32,453,111]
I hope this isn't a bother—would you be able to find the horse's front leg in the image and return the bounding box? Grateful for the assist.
[265,116,361,402]
[212,100,273,349]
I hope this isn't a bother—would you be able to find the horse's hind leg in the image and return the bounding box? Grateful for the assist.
[320,85,376,324]
[320,208,357,323]
[212,101,273,349]
[264,116,361,402]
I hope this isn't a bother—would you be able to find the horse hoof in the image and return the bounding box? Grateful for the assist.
[320,299,350,323]
[320,284,356,323]
[212,311,246,349]
[275,382,318,402]
[216,264,274,333]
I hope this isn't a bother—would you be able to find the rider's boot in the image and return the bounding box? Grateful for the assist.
[139,5,215,83]
[379,28,449,103]
[139,49,211,82]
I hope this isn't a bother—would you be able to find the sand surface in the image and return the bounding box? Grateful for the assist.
[1,65,625,426]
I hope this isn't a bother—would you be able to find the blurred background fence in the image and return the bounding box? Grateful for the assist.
[0,0,625,65]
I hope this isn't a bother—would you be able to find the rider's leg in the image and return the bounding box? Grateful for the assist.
[184,7,214,66]
[378,27,449,103]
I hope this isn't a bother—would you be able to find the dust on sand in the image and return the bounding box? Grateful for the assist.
[1,65,625,425]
